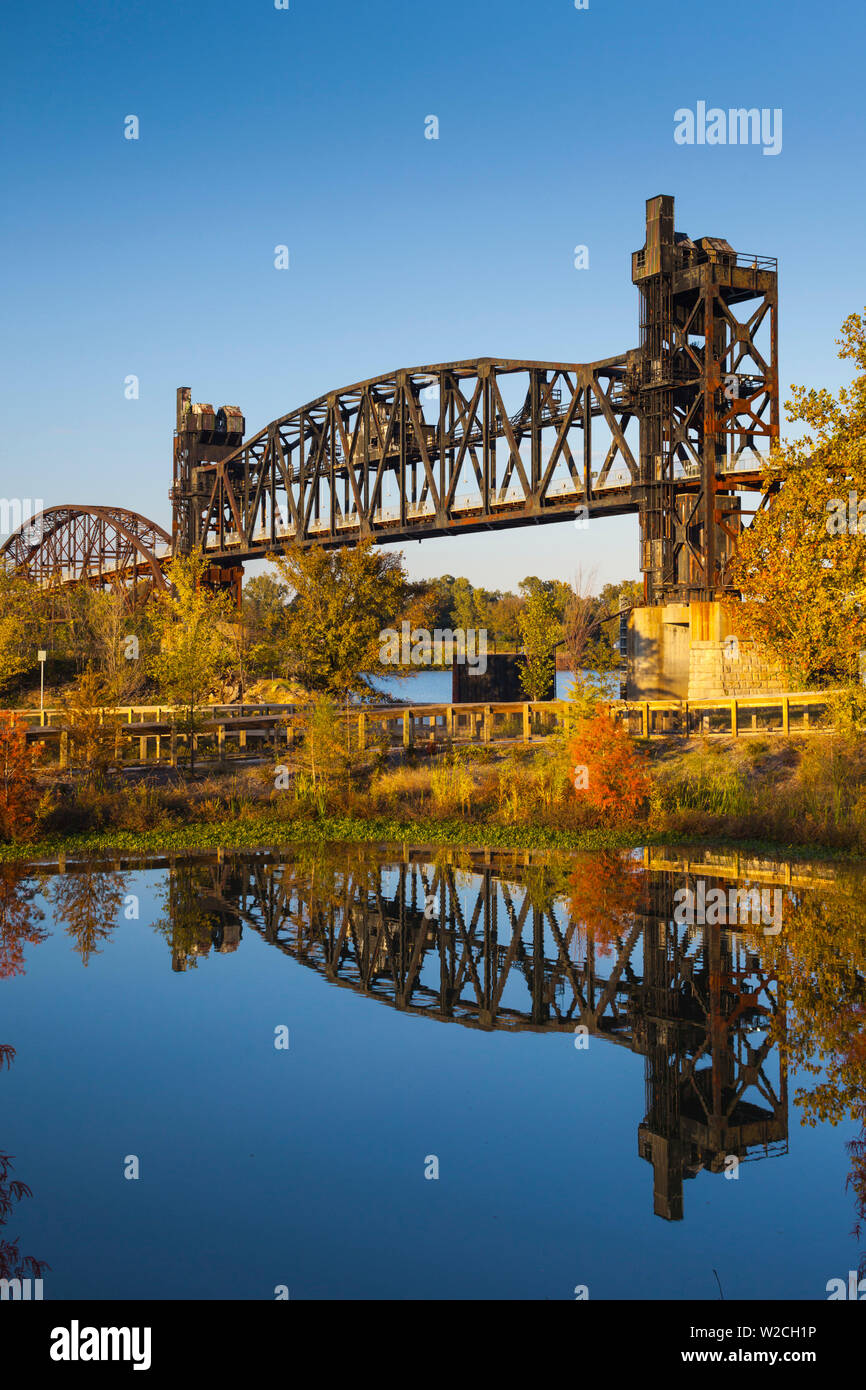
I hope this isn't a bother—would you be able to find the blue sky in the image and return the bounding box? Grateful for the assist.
[2,0,863,591]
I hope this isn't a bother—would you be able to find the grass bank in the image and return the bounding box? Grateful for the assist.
[6,728,866,865]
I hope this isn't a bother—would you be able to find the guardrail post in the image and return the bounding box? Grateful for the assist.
[59,729,68,769]
[642,701,650,738]
[403,710,413,748]
[483,705,492,743]
[170,721,177,768]
[217,725,226,766]
[523,703,531,743]
[139,735,147,763]
[446,706,453,738]
[358,713,366,751]
[782,697,790,735]
[731,699,738,738]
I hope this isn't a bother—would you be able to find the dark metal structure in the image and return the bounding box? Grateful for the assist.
[2,196,778,606]
[171,194,778,604]
[0,505,171,596]
[158,846,788,1221]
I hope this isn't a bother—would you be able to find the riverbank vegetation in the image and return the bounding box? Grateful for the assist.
[5,693,866,859]
[727,308,866,687]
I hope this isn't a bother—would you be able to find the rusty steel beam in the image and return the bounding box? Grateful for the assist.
[0,505,171,595]
[171,355,642,566]
[172,194,779,604]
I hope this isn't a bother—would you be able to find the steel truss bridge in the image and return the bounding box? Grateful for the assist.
[1,195,779,605]
[0,505,171,598]
[151,844,788,1222]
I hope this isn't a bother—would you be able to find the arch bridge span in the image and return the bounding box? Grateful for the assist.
[0,505,171,596]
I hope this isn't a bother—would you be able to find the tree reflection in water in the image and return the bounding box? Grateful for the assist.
[0,869,50,1287]
[49,867,127,967]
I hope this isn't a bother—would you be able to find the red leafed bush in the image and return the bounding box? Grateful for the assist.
[0,713,42,842]
[567,708,650,825]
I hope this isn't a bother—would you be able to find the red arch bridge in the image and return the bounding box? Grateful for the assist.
[1,195,779,606]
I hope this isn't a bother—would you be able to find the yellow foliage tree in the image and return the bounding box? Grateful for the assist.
[269,539,416,700]
[727,310,866,688]
[148,551,236,773]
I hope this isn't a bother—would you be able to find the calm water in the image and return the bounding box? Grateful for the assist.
[1,843,863,1301]
[370,669,578,703]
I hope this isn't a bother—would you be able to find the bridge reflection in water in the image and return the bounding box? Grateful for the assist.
[157,844,795,1223]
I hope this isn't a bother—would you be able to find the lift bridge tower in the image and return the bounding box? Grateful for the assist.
[631,194,779,603]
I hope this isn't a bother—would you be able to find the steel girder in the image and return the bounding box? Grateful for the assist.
[0,505,171,593]
[173,356,642,562]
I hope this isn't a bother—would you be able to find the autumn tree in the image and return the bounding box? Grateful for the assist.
[0,868,48,979]
[567,709,650,825]
[727,310,866,688]
[50,868,127,967]
[61,667,123,788]
[1,1047,49,1286]
[567,850,646,959]
[148,551,236,773]
[0,571,36,697]
[761,869,866,1270]
[0,713,43,842]
[268,539,417,700]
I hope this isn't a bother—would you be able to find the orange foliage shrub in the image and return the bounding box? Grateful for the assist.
[567,708,650,825]
[0,713,43,842]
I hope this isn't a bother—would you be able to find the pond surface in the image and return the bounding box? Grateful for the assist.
[369,668,580,703]
[1,843,863,1300]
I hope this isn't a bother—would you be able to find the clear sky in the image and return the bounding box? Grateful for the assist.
[2,0,863,593]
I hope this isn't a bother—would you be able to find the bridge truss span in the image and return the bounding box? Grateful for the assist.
[172,355,643,562]
[0,505,171,596]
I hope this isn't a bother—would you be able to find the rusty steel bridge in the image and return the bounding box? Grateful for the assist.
[2,195,779,606]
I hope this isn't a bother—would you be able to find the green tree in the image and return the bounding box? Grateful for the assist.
[243,574,291,677]
[517,582,560,700]
[61,667,122,789]
[269,539,414,699]
[148,551,236,773]
[450,577,478,634]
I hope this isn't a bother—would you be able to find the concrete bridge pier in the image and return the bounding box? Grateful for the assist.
[626,601,785,702]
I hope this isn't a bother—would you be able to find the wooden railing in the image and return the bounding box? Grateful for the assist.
[6,690,839,767]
